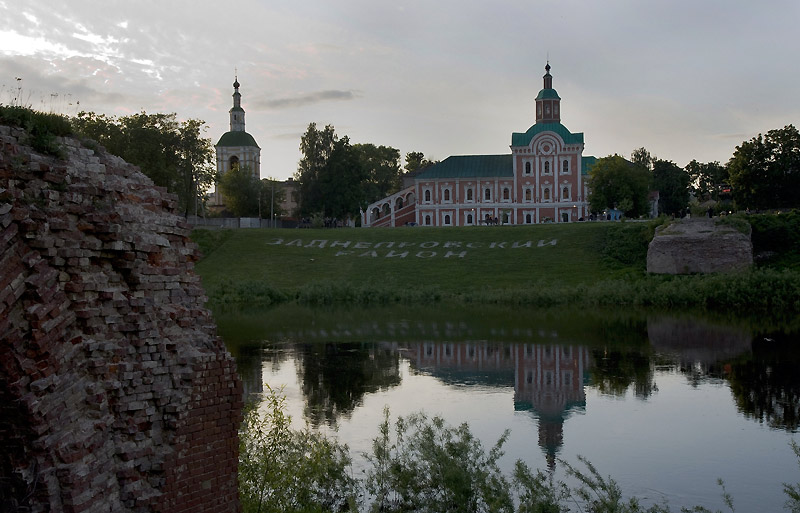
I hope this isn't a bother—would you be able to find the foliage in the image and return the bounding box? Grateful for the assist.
[630,147,654,171]
[72,110,215,215]
[741,210,800,267]
[588,155,652,217]
[354,143,403,204]
[404,151,439,174]
[239,385,357,513]
[685,160,728,201]
[296,122,338,216]
[601,219,664,268]
[237,392,800,512]
[364,408,513,513]
[652,160,690,216]
[317,136,368,219]
[296,124,402,219]
[218,166,284,218]
[784,440,800,513]
[513,462,570,513]
[0,105,72,157]
[727,125,800,209]
[219,165,262,216]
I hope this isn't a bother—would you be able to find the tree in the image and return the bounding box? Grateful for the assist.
[353,143,402,204]
[652,159,690,216]
[73,111,215,215]
[630,147,654,171]
[728,125,800,209]
[685,160,728,200]
[296,122,337,216]
[218,165,260,217]
[404,151,438,174]
[587,155,651,218]
[316,136,367,219]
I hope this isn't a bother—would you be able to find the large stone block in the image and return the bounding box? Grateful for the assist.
[646,218,753,274]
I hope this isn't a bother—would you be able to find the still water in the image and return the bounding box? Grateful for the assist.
[219,305,800,512]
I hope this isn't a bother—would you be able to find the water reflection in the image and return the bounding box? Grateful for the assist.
[220,305,800,437]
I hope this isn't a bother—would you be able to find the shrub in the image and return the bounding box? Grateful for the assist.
[0,105,72,157]
[239,385,357,513]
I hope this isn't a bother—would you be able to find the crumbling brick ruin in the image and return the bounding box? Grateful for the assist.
[0,124,243,512]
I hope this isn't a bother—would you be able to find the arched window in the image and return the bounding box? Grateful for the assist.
[562,159,569,173]
[544,188,550,201]
[526,213,532,224]
[444,214,451,225]
[525,189,532,201]
[484,188,491,201]
[466,188,473,201]
[425,215,431,226]
[424,189,431,202]
[467,214,473,224]
[229,156,240,170]
[395,197,403,210]
[562,187,569,200]
[544,161,550,174]
[503,188,510,200]
[525,162,531,174]
[444,189,450,201]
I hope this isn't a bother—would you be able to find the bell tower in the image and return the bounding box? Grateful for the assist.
[535,62,561,124]
[229,76,245,132]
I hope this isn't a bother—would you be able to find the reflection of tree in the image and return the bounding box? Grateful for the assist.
[295,342,401,426]
[589,349,657,399]
[727,333,800,431]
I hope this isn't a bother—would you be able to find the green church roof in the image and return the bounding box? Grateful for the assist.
[511,122,584,147]
[416,154,513,180]
[535,88,561,100]
[216,130,260,148]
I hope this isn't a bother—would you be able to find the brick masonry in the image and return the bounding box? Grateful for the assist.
[0,125,243,512]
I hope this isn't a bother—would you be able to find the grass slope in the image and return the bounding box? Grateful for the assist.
[194,223,635,296]
[192,219,800,316]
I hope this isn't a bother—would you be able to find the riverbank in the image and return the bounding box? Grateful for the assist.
[191,214,800,316]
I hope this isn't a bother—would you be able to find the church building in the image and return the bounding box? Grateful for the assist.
[363,64,596,227]
[211,77,261,207]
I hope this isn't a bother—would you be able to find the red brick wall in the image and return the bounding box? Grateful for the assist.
[0,125,242,512]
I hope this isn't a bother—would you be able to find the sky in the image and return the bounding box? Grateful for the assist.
[1,0,798,181]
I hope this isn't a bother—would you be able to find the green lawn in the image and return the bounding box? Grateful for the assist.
[193,223,639,296]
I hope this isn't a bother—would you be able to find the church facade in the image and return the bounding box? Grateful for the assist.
[211,77,261,207]
[363,64,596,227]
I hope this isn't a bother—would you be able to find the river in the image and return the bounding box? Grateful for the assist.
[217,304,800,512]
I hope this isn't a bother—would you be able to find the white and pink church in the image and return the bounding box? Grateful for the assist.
[363,64,596,227]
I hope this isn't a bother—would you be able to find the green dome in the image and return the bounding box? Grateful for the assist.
[535,88,561,100]
[216,131,260,148]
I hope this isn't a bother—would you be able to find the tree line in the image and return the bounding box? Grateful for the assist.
[19,105,795,220]
[588,124,800,218]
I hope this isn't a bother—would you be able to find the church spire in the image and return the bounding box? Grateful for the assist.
[230,75,245,132]
[535,62,561,124]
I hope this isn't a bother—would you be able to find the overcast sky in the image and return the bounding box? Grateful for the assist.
[1,1,798,181]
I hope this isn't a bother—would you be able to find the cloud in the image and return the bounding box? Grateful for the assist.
[255,90,361,110]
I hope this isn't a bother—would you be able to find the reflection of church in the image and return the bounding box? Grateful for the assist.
[404,342,589,468]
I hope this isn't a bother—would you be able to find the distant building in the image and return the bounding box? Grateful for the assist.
[211,77,261,207]
[363,63,596,227]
